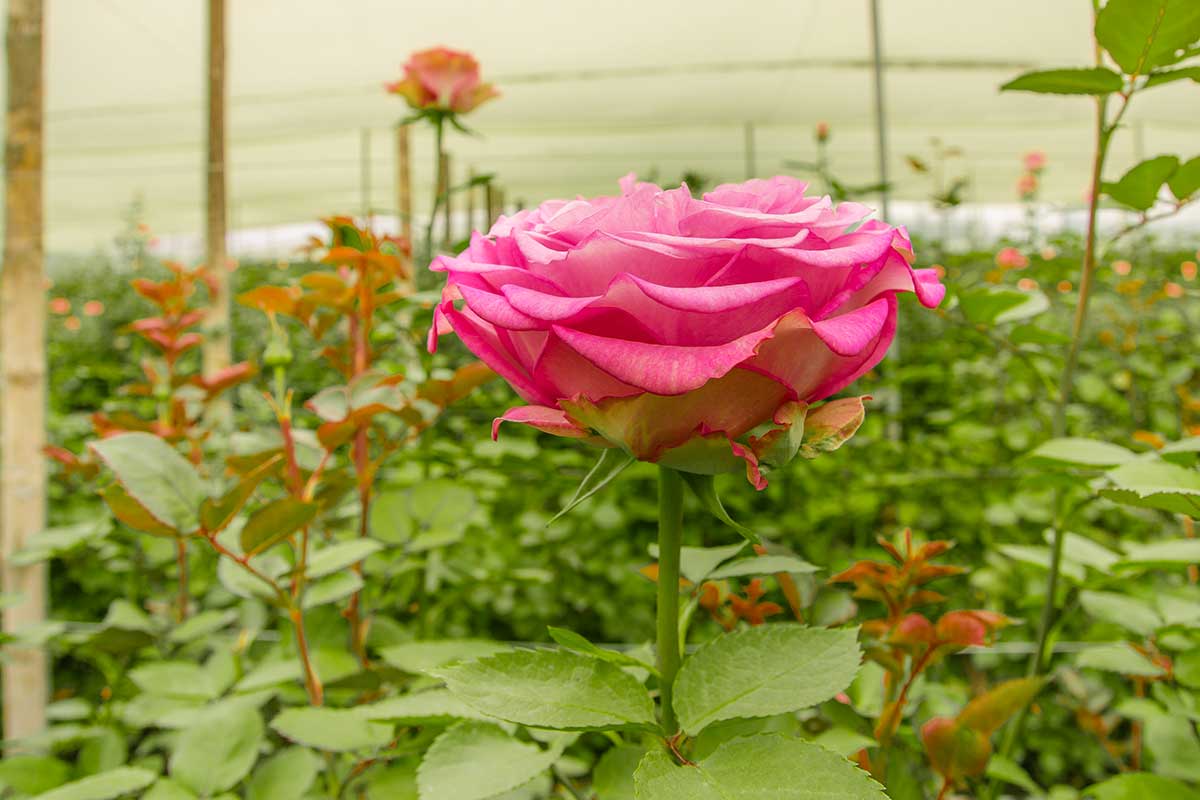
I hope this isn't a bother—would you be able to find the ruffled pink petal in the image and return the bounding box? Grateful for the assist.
[492,405,592,441]
[811,296,892,357]
[605,228,810,258]
[458,285,544,331]
[621,274,806,313]
[550,321,781,396]
[502,284,601,321]
[438,303,555,405]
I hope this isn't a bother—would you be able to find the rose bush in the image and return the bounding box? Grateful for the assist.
[429,175,944,488]
[386,46,499,114]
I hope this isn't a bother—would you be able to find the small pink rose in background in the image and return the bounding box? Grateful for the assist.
[1165,282,1184,298]
[49,297,71,314]
[83,300,105,317]
[1017,278,1038,292]
[1112,259,1132,276]
[995,247,1028,270]
[1023,150,1047,173]
[63,315,81,331]
[1040,246,1058,261]
[1016,173,1038,199]
[815,121,830,143]
[429,175,944,489]
[1057,280,1073,293]
[387,46,499,114]
[1181,260,1197,281]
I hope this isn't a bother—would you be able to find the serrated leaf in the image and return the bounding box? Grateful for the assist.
[379,639,510,674]
[1102,461,1200,517]
[594,745,647,800]
[91,432,206,534]
[1026,437,1136,468]
[1087,772,1200,800]
[170,703,264,795]
[633,735,886,800]
[1114,538,1200,570]
[305,539,383,579]
[548,627,659,676]
[270,707,394,752]
[1096,0,1200,75]
[200,455,281,534]
[673,625,861,736]
[245,747,320,800]
[550,449,636,525]
[1167,156,1200,200]
[1076,643,1165,676]
[239,498,317,555]
[360,689,493,723]
[647,542,746,584]
[681,473,758,544]
[433,649,657,731]
[1103,155,1180,210]
[129,661,219,700]
[706,555,819,580]
[1000,67,1124,95]
[957,677,1043,735]
[1048,531,1119,572]
[417,722,559,800]
[100,484,178,538]
[1080,590,1163,636]
[1146,66,1200,87]
[33,767,157,800]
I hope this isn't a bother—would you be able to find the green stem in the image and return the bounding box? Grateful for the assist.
[656,467,685,735]
[423,114,446,269]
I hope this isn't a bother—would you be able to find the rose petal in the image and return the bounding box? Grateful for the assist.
[492,405,593,441]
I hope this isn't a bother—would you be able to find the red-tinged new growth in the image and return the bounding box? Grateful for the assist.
[830,529,1013,780]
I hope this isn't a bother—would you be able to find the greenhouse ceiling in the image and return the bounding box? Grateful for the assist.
[11,0,1200,252]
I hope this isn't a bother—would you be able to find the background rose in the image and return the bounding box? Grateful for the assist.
[429,175,945,488]
[386,46,498,114]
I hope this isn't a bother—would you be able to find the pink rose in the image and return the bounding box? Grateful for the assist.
[995,247,1029,270]
[1023,151,1047,173]
[387,47,498,114]
[428,175,944,488]
[1016,173,1038,199]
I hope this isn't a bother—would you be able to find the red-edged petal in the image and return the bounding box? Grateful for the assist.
[492,405,593,440]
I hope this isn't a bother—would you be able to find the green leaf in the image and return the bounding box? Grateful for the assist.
[593,745,647,800]
[957,677,1043,735]
[302,570,363,609]
[270,707,394,752]
[1147,66,1200,87]
[199,455,281,534]
[1114,538,1200,570]
[547,627,659,676]
[370,480,477,549]
[379,639,510,675]
[706,554,819,580]
[170,704,264,795]
[1086,773,1200,800]
[417,722,560,800]
[799,397,868,458]
[1096,0,1200,75]
[655,542,747,584]
[167,609,237,644]
[1000,67,1124,95]
[681,474,759,544]
[1167,156,1200,200]
[305,539,383,579]
[959,288,1037,326]
[34,767,157,800]
[985,755,1044,797]
[432,649,657,731]
[245,747,321,800]
[239,498,317,555]
[1103,155,1180,210]
[90,432,206,534]
[1102,461,1200,517]
[129,661,220,700]
[1076,643,1165,677]
[141,778,198,800]
[673,624,862,736]
[1145,714,1200,782]
[360,689,494,724]
[1026,438,1136,468]
[550,449,636,525]
[633,734,886,799]
[0,755,70,795]
[1080,590,1163,636]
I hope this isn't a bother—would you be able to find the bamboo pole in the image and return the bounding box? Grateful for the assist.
[2,0,48,741]
[466,166,477,237]
[485,182,499,225]
[394,124,413,291]
[439,152,452,249]
[201,0,231,381]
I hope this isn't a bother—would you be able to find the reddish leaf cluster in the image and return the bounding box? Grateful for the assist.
[699,578,785,630]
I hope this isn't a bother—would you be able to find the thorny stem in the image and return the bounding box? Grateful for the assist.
[656,467,685,736]
[291,606,324,706]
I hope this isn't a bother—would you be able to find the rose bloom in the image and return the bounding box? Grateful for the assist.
[995,247,1029,270]
[815,121,830,143]
[82,300,105,317]
[1112,259,1132,275]
[1017,278,1039,291]
[1023,151,1047,172]
[1057,280,1073,293]
[48,297,70,314]
[429,175,944,488]
[387,46,498,114]
[1040,246,1058,260]
[1165,282,1185,299]
[1016,173,1038,198]
[63,315,81,331]
[1182,260,1197,281]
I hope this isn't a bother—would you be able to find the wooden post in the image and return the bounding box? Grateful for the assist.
[466,167,477,237]
[439,152,452,249]
[394,124,413,291]
[201,0,230,380]
[2,0,48,741]
[485,182,499,225]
